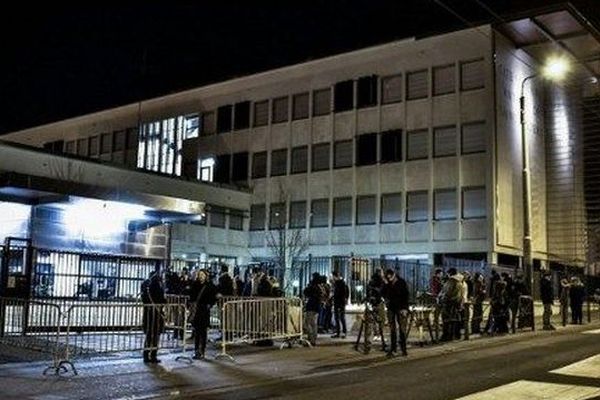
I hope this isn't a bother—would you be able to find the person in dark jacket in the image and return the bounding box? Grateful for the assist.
[540,272,555,330]
[141,270,166,363]
[172,268,193,340]
[363,270,386,354]
[471,273,486,334]
[256,272,273,297]
[217,264,235,296]
[382,269,409,357]
[569,277,585,325]
[303,273,322,346]
[331,271,349,338]
[190,269,217,359]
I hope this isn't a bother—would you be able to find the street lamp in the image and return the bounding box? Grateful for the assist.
[520,56,570,296]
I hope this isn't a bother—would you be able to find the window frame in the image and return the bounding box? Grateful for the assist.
[310,198,330,228]
[253,100,269,127]
[292,92,310,120]
[461,121,487,155]
[406,129,430,161]
[311,142,331,172]
[406,191,429,223]
[334,140,353,169]
[272,96,290,124]
[252,151,268,179]
[380,192,403,224]
[270,148,289,177]
[406,69,429,100]
[312,88,331,116]
[250,204,266,231]
[289,201,307,229]
[434,188,458,221]
[460,58,485,91]
[291,146,308,174]
[380,74,404,104]
[462,186,487,220]
[432,64,456,96]
[356,195,377,225]
[333,197,353,227]
[433,125,457,158]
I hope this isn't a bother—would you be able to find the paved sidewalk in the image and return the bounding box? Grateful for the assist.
[0,321,597,400]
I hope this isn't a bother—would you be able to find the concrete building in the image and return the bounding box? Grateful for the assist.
[2,4,600,275]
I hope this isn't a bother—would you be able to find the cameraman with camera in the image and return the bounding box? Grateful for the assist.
[361,269,386,354]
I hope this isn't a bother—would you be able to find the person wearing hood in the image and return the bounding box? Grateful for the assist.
[439,268,464,341]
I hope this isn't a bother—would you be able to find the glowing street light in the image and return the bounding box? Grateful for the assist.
[520,56,570,296]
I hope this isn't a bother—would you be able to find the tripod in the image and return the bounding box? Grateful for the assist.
[354,303,386,353]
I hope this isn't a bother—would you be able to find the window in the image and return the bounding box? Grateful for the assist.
[406,191,429,222]
[293,93,309,120]
[269,203,285,229]
[252,152,268,179]
[357,75,378,108]
[272,96,289,123]
[381,74,403,104]
[201,111,216,135]
[407,70,428,100]
[310,199,329,228]
[461,59,485,90]
[210,208,226,228]
[463,187,486,219]
[43,140,64,153]
[100,133,112,154]
[216,105,232,133]
[214,154,231,183]
[356,133,377,166]
[234,101,250,130]
[184,114,200,138]
[381,130,402,163]
[357,196,376,225]
[334,140,353,169]
[250,204,266,230]
[229,212,244,230]
[333,197,352,226]
[199,157,215,182]
[407,129,429,160]
[312,143,330,172]
[65,141,76,154]
[381,193,402,223]
[113,130,126,152]
[462,122,486,154]
[313,88,331,116]
[291,146,308,174]
[231,152,249,182]
[88,136,99,156]
[434,189,457,220]
[126,127,138,149]
[270,149,288,177]
[434,126,457,157]
[334,80,354,112]
[290,201,307,228]
[253,101,269,127]
[77,138,89,157]
[433,65,455,95]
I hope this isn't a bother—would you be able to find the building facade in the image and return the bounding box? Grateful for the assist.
[3,7,600,274]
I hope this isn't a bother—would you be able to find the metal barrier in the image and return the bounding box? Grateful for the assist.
[217,297,308,361]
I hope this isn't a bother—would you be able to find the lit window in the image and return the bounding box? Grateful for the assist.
[184,114,200,139]
[199,157,215,182]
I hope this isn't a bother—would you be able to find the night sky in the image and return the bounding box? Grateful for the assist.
[1,0,599,134]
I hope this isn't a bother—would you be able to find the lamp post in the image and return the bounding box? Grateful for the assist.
[520,56,570,296]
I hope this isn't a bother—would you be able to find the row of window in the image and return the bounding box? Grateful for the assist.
[53,127,138,158]
[195,59,485,135]
[202,122,485,184]
[250,187,486,230]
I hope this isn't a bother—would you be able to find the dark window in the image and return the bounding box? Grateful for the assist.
[231,152,249,182]
[433,65,456,95]
[77,138,89,157]
[381,193,402,223]
[310,199,329,228]
[462,187,486,219]
[229,211,244,230]
[461,59,485,91]
[406,191,429,222]
[434,126,457,157]
[252,152,268,179]
[214,154,231,183]
[333,197,352,226]
[269,203,285,229]
[313,88,331,116]
[290,201,307,228]
[270,149,288,177]
[334,140,353,169]
[113,130,126,152]
[381,74,403,104]
[210,207,226,228]
[100,133,112,154]
[357,75,378,108]
[126,128,138,149]
[272,96,289,123]
[334,80,354,112]
[253,101,269,127]
[43,140,64,153]
[312,143,330,172]
[216,105,232,133]
[407,70,428,100]
[434,189,457,220]
[462,122,486,154]
[65,141,76,154]
[291,146,308,174]
[356,133,377,166]
[407,129,429,160]
[89,136,99,156]
[234,101,250,130]
[356,196,376,225]
[201,111,215,135]
[250,204,266,230]
[292,93,309,120]
[381,130,402,163]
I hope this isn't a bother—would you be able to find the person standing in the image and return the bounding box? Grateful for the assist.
[303,273,322,346]
[382,269,409,357]
[540,272,556,330]
[430,269,444,341]
[173,268,192,340]
[439,268,464,341]
[559,278,570,327]
[331,271,349,339]
[217,264,235,297]
[141,270,166,363]
[190,269,217,359]
[363,270,385,354]
[471,273,486,334]
[569,277,585,325]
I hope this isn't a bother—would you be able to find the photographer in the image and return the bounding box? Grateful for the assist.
[382,269,409,357]
[141,270,166,364]
[362,269,386,354]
